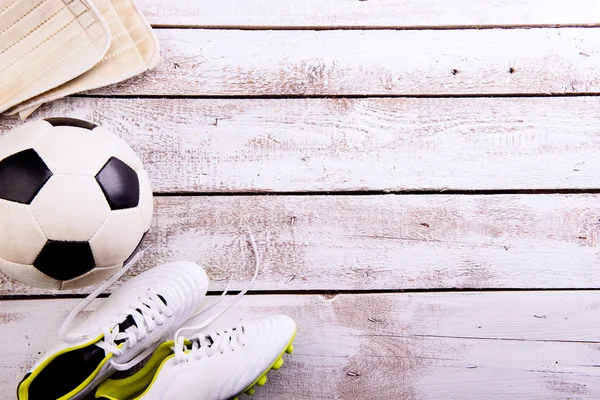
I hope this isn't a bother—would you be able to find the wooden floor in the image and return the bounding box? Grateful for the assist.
[2,1,600,398]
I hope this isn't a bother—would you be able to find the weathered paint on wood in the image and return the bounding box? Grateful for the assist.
[0,0,598,398]
[2,292,600,399]
[2,194,600,295]
[137,0,600,28]
[84,28,600,96]
[2,96,600,192]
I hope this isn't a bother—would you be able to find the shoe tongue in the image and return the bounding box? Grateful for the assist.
[114,315,137,345]
[117,314,137,333]
[113,294,168,344]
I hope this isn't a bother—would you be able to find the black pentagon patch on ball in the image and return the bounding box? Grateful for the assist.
[34,241,95,281]
[0,149,52,204]
[44,117,97,130]
[95,157,140,210]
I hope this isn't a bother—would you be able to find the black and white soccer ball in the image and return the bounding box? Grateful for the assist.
[0,118,153,290]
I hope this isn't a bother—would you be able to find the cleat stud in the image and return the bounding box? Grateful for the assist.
[273,358,284,370]
[286,344,294,354]
[245,387,256,395]
[257,375,267,386]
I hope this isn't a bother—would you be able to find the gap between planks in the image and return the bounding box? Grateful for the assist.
[73,92,600,99]
[150,24,600,31]
[3,287,600,302]
[151,189,600,197]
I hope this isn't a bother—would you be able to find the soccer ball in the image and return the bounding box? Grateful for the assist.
[0,118,153,290]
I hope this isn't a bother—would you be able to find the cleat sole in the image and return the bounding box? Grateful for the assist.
[234,328,297,398]
[257,375,267,386]
[272,357,284,370]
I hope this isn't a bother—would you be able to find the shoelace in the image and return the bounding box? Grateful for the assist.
[59,249,147,341]
[58,249,176,371]
[170,230,261,364]
[173,324,246,364]
[57,230,261,371]
[95,290,173,355]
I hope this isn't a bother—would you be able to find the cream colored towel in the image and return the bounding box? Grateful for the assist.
[0,0,111,114]
[9,0,161,118]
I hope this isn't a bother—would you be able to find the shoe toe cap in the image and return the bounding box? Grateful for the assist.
[258,315,297,351]
[161,261,209,289]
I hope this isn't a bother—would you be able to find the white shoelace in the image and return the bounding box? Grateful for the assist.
[57,230,261,371]
[58,249,175,371]
[95,290,173,358]
[173,324,246,364]
[170,231,260,364]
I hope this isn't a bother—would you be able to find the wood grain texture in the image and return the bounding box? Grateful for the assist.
[81,28,600,96]
[137,0,600,28]
[2,292,600,399]
[2,194,600,295]
[2,96,600,192]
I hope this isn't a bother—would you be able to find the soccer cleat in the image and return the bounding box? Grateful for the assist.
[95,315,297,400]
[17,261,209,400]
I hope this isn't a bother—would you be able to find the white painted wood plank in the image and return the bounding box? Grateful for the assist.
[137,0,600,28]
[85,28,600,96]
[2,194,600,294]
[2,96,600,192]
[2,292,600,399]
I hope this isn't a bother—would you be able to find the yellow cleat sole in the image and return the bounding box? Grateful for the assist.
[232,330,297,399]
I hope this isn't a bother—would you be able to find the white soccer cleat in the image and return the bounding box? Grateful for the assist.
[17,261,209,400]
[95,315,297,400]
